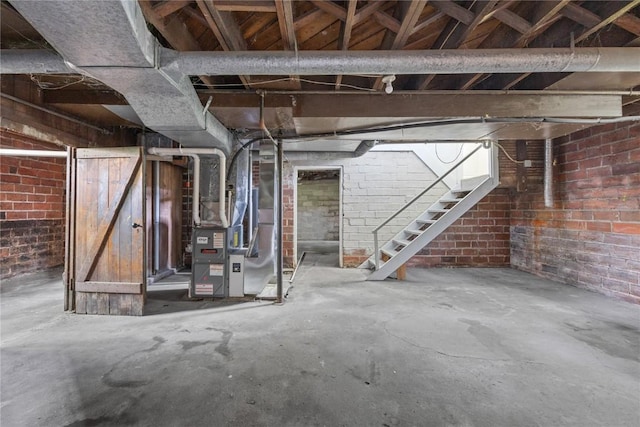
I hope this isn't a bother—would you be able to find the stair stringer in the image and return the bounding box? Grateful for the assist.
[365,176,499,281]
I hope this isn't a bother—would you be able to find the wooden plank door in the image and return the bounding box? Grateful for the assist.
[73,147,146,315]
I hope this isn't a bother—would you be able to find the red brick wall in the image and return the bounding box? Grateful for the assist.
[408,189,511,267]
[0,130,66,279]
[511,123,640,303]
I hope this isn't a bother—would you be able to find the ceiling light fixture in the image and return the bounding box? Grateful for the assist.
[382,75,396,94]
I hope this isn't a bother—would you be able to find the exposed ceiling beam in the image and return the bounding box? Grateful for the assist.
[389,1,429,50]
[374,11,401,34]
[496,1,640,91]
[403,12,449,50]
[373,0,428,90]
[274,0,301,90]
[616,12,640,36]
[410,10,446,35]
[339,0,358,50]
[513,0,572,48]
[416,1,500,90]
[195,0,251,88]
[493,8,531,35]
[309,0,347,21]
[444,1,500,48]
[561,2,602,28]
[275,0,296,50]
[431,0,474,25]
[352,1,387,26]
[43,89,128,105]
[196,0,247,51]
[293,8,325,31]
[213,1,276,13]
[458,0,572,90]
[152,0,192,18]
[570,0,640,44]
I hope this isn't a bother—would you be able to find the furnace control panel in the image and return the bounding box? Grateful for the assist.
[191,227,227,298]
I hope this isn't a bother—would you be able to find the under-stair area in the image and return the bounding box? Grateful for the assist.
[363,143,500,281]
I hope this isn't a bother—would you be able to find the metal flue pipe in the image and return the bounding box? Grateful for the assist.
[544,139,554,208]
[147,147,228,227]
[162,47,640,76]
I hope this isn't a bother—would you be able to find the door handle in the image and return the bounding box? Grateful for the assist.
[132,222,142,229]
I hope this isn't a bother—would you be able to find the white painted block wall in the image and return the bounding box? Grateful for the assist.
[284,150,447,263]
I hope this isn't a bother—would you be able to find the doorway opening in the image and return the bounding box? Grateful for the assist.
[294,168,342,268]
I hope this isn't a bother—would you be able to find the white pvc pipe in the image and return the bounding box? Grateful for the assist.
[0,149,68,157]
[147,147,228,228]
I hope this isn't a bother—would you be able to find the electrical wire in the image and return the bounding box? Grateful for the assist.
[495,142,525,164]
[193,76,377,92]
[4,22,51,51]
[30,73,87,90]
[435,143,465,164]
[297,78,376,92]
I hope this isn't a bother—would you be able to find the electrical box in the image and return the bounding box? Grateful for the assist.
[191,227,227,298]
[228,254,245,297]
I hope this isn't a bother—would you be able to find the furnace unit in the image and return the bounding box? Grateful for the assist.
[190,227,227,298]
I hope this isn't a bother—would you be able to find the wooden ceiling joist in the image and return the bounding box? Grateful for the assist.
[416,1,501,90]
[373,0,428,91]
[309,0,347,21]
[152,0,192,18]
[196,0,251,88]
[275,0,296,50]
[213,1,276,13]
[275,0,301,90]
[493,8,532,34]
[573,0,640,44]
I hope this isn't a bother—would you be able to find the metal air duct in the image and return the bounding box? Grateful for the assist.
[8,0,233,153]
[163,47,640,76]
[3,47,639,77]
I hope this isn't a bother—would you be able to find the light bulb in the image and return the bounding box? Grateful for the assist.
[381,75,396,94]
[385,82,393,94]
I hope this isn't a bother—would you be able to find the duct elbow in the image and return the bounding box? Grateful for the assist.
[353,140,377,157]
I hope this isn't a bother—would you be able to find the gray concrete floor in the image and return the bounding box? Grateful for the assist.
[1,265,639,427]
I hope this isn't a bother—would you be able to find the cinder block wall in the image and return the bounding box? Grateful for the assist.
[511,123,640,303]
[282,151,449,267]
[0,130,66,279]
[297,176,340,241]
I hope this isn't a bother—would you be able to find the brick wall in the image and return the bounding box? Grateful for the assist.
[511,123,640,303]
[408,189,511,267]
[0,129,66,279]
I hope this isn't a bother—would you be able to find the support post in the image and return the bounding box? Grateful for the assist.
[276,140,284,304]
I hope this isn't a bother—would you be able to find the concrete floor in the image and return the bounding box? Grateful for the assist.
[1,262,639,427]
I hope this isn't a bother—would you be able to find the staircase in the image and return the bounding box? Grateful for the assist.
[362,143,499,281]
